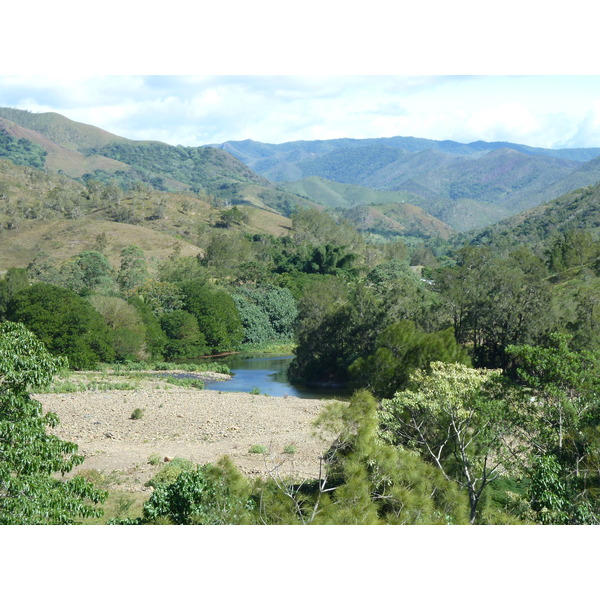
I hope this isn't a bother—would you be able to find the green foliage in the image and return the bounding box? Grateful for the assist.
[216,205,250,228]
[7,283,115,369]
[127,295,167,359]
[0,128,47,168]
[309,390,469,524]
[232,285,298,347]
[142,457,255,525]
[179,280,244,354]
[146,457,195,489]
[349,320,471,398]
[89,295,148,361]
[435,245,551,368]
[130,408,144,420]
[289,279,385,385]
[117,245,149,292]
[159,309,208,359]
[249,444,267,454]
[0,322,106,523]
[506,334,600,523]
[379,362,511,523]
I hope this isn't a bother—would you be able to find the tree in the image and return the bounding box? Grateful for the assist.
[0,322,106,523]
[288,280,383,385]
[232,285,297,346]
[379,362,512,523]
[435,245,550,368]
[7,283,115,369]
[349,320,471,398]
[89,295,148,361]
[159,310,208,359]
[305,390,468,524]
[117,245,149,292]
[179,280,244,354]
[506,334,600,523]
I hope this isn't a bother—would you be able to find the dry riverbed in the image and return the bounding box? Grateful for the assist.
[36,374,339,494]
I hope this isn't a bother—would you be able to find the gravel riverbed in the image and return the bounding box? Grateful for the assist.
[36,379,339,492]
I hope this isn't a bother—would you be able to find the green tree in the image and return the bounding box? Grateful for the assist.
[288,280,383,385]
[7,283,115,369]
[379,362,512,523]
[349,321,471,398]
[232,285,297,346]
[0,322,106,523]
[127,296,167,359]
[306,390,468,524]
[89,295,148,361]
[159,310,208,359]
[117,245,149,292]
[179,280,244,354]
[506,334,600,523]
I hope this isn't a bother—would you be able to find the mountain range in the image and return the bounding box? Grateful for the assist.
[217,137,600,231]
[1,105,600,270]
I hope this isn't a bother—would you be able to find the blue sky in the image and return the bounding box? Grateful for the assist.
[1,75,599,149]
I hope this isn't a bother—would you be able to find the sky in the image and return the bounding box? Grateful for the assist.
[1,75,600,149]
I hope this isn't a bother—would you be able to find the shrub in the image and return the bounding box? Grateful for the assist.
[249,444,267,454]
[146,457,195,488]
[130,408,144,420]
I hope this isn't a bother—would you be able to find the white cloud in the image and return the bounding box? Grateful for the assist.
[1,75,600,148]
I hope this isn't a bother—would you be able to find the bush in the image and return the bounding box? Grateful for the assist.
[130,408,145,420]
[142,458,255,524]
[146,457,195,488]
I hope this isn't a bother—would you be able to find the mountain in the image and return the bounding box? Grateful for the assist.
[459,181,600,252]
[281,177,454,240]
[218,137,600,231]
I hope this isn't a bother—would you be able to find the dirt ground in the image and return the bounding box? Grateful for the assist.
[36,380,340,493]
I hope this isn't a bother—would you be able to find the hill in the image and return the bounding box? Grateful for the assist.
[0,107,315,218]
[282,177,454,240]
[459,181,600,252]
[0,157,292,273]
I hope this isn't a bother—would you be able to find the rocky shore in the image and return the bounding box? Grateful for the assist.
[37,379,338,492]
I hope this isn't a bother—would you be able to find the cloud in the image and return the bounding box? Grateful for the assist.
[0,75,599,148]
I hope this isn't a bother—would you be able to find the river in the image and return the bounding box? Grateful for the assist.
[201,353,348,399]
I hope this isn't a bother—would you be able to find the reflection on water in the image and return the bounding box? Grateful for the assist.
[202,354,347,399]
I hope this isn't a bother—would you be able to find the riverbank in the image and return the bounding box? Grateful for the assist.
[36,381,339,495]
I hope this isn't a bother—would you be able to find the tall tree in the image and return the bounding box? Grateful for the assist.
[0,322,106,524]
[379,362,512,523]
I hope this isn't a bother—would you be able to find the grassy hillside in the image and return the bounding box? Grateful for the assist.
[0,107,128,150]
[0,219,203,272]
[0,157,293,273]
[281,177,454,240]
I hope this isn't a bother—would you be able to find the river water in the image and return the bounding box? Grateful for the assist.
[202,354,347,399]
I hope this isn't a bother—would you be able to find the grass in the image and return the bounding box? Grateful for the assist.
[283,445,297,455]
[75,468,149,524]
[249,444,267,454]
[164,376,205,390]
[33,377,139,394]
